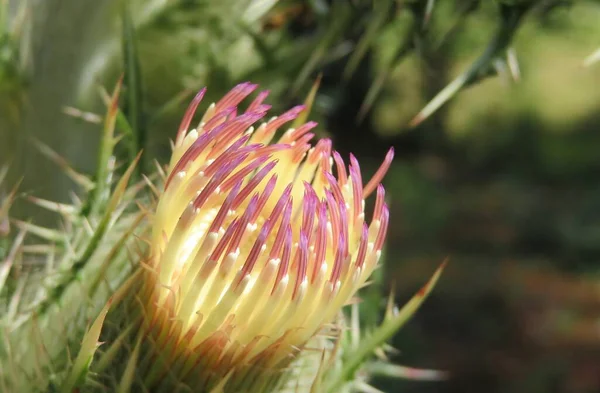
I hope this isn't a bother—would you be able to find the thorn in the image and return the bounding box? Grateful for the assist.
[11,219,64,242]
[26,196,77,216]
[142,174,160,197]
[30,138,95,190]
[62,106,103,124]
[0,228,26,293]
[292,74,322,128]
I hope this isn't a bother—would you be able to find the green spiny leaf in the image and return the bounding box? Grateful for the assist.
[60,269,140,393]
[60,299,111,393]
[326,262,446,392]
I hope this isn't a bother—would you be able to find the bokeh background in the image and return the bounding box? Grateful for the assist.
[1,0,600,392]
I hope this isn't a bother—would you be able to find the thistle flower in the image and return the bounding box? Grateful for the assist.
[0,80,444,393]
[139,82,394,391]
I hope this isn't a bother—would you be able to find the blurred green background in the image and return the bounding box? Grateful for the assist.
[1,0,600,392]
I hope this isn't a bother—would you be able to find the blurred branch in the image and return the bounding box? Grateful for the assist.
[358,7,417,121]
[293,1,353,92]
[409,3,531,127]
[343,0,394,80]
[583,47,600,67]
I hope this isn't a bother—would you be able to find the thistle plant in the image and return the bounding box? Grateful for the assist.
[1,81,444,392]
